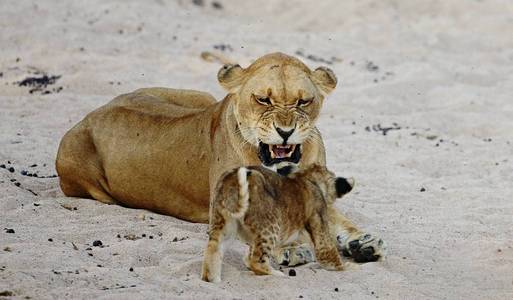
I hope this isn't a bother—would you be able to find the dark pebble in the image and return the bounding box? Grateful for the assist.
[173,237,178,242]
[21,170,28,175]
[420,187,426,192]
[14,182,21,187]
[8,167,14,173]
[85,247,92,250]
[48,238,53,242]
[288,269,296,276]
[34,203,40,206]
[211,1,223,9]
[0,164,5,168]
[334,288,339,292]
[88,253,93,257]
[129,267,134,272]
[92,240,103,247]
[30,164,37,167]
[117,234,121,238]
[97,264,102,267]
[142,234,146,237]
[149,236,153,239]
[5,228,15,233]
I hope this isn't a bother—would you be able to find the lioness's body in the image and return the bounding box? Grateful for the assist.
[56,87,323,222]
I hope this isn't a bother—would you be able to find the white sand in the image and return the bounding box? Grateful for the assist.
[1,0,512,299]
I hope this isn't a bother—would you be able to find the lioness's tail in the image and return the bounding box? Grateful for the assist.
[222,167,250,219]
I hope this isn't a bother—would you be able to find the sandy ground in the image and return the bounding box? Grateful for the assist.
[1,0,513,299]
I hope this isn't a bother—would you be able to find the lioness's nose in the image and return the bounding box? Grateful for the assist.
[276,127,295,143]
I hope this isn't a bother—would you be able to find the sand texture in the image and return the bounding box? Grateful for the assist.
[1,0,513,299]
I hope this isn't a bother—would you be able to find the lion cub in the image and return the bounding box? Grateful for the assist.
[201,164,354,282]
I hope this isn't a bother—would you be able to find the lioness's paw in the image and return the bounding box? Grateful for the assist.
[277,246,314,266]
[338,233,386,263]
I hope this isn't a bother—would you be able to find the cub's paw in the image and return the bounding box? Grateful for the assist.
[276,245,315,266]
[338,233,386,263]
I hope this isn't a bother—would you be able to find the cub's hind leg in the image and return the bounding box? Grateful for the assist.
[201,214,227,283]
[247,235,283,276]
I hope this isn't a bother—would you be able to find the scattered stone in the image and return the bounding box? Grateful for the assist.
[21,170,28,175]
[294,49,341,65]
[3,247,12,252]
[92,240,103,247]
[33,203,40,206]
[0,291,14,297]
[124,234,140,240]
[149,235,154,239]
[288,269,296,276]
[4,228,15,233]
[366,61,379,72]
[334,288,339,292]
[0,164,5,168]
[192,0,204,6]
[14,182,21,187]
[213,44,233,52]
[129,267,134,272]
[17,74,62,94]
[420,187,426,192]
[8,167,14,173]
[211,1,223,9]
[30,164,37,167]
[48,238,53,242]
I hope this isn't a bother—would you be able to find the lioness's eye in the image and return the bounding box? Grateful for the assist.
[255,96,272,106]
[297,98,313,107]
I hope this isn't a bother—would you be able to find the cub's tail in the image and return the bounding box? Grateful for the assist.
[222,167,250,219]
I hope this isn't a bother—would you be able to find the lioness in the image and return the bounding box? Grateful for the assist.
[56,52,385,264]
[202,165,354,282]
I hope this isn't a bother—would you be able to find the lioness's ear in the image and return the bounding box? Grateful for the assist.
[218,64,244,92]
[311,66,337,95]
[335,177,354,198]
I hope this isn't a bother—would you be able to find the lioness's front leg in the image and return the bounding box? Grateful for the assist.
[275,207,386,266]
[327,206,386,263]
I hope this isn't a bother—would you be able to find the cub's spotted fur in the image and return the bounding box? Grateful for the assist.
[201,164,354,282]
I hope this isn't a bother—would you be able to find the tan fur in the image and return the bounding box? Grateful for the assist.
[202,165,349,282]
[56,52,373,263]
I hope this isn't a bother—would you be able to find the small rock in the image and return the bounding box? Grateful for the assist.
[129,267,134,272]
[334,288,339,292]
[5,228,15,234]
[211,1,223,9]
[21,170,28,176]
[288,269,296,276]
[420,187,426,192]
[8,167,14,173]
[48,238,53,242]
[92,240,103,247]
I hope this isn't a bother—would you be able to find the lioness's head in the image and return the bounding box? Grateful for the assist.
[218,52,337,167]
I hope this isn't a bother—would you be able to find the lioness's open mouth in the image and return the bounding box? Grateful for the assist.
[258,142,301,166]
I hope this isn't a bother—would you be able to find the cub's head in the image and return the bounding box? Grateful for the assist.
[218,52,337,167]
[296,165,354,204]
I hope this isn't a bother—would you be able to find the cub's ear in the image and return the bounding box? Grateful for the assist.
[311,66,337,95]
[218,64,245,92]
[335,177,354,198]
